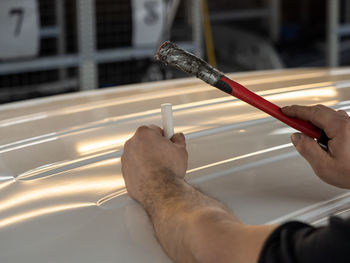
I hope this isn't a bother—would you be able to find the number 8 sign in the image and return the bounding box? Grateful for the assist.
[0,0,39,60]
[131,0,165,47]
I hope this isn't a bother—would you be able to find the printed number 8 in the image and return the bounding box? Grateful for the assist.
[144,1,159,25]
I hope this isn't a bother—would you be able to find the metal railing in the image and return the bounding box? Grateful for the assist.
[0,0,203,101]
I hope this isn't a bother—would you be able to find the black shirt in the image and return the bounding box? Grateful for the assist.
[258,217,350,263]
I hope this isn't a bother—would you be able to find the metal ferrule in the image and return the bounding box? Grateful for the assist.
[155,41,223,86]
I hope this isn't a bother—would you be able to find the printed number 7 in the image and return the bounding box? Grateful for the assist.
[9,8,24,36]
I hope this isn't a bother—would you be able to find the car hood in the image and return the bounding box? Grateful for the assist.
[0,68,350,262]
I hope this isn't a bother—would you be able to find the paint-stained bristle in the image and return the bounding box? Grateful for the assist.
[155,41,173,62]
[155,41,223,86]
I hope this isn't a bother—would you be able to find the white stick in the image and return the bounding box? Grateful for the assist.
[161,103,174,139]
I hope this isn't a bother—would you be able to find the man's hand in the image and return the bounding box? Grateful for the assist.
[121,125,188,205]
[121,125,276,263]
[282,104,350,189]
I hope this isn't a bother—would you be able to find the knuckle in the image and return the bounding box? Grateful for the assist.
[288,105,298,112]
[311,104,323,114]
[136,125,149,135]
[315,104,325,110]
[337,110,349,117]
[338,117,350,128]
[337,118,350,133]
[310,105,324,121]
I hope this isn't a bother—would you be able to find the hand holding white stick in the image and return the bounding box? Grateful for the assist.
[161,103,174,139]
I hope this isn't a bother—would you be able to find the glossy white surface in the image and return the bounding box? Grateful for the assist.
[0,68,350,262]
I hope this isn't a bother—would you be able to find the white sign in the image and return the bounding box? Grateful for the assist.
[131,0,165,47]
[0,0,39,60]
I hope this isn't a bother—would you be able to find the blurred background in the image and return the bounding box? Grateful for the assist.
[0,0,349,104]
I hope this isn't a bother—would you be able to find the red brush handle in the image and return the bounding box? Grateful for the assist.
[219,76,322,139]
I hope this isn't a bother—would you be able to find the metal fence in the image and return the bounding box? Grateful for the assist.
[1,0,349,104]
[0,0,202,103]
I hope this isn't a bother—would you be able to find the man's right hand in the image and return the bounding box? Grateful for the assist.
[282,104,350,189]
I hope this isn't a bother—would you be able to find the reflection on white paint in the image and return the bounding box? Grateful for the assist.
[82,157,120,169]
[267,192,350,225]
[337,100,350,105]
[0,177,125,213]
[258,82,333,96]
[241,72,328,86]
[0,133,57,150]
[337,105,350,113]
[0,85,213,128]
[0,137,58,154]
[0,203,95,228]
[97,189,128,206]
[0,179,15,190]
[0,113,48,127]
[77,136,131,154]
[269,127,297,135]
[265,87,337,102]
[330,68,350,76]
[0,174,15,181]
[187,143,293,173]
[18,151,121,180]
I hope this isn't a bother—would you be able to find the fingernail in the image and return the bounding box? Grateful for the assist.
[291,133,300,146]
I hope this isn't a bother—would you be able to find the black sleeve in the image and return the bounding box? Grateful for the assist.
[258,216,350,263]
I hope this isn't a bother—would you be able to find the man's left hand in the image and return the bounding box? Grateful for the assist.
[121,125,188,205]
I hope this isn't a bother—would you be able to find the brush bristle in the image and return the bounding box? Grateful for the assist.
[155,41,223,86]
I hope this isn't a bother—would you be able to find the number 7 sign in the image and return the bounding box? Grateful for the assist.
[0,0,39,60]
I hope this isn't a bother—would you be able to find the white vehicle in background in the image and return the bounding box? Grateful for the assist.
[0,68,350,262]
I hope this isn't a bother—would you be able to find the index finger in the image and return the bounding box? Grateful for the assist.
[282,105,338,138]
[147,124,164,136]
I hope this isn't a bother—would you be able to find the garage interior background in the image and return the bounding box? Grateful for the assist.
[0,0,349,104]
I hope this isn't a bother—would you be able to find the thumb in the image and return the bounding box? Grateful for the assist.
[171,133,186,147]
[291,133,327,168]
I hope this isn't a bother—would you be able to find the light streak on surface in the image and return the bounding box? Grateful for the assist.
[187,143,293,174]
[239,72,328,86]
[0,113,48,127]
[0,85,212,128]
[0,203,95,229]
[77,136,130,154]
[18,151,121,180]
[0,179,15,190]
[0,86,337,156]
[82,157,120,169]
[0,177,125,213]
[265,87,337,102]
[0,133,57,150]
[0,175,15,181]
[0,137,58,154]
[269,127,297,135]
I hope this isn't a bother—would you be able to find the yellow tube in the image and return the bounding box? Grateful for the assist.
[201,0,217,67]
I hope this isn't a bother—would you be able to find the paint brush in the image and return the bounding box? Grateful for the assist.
[155,41,329,149]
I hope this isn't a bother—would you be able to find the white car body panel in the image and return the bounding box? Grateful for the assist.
[0,68,350,262]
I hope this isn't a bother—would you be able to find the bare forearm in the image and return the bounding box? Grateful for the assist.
[140,174,226,261]
[141,175,272,263]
